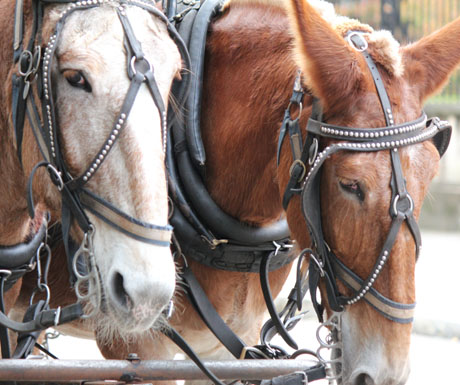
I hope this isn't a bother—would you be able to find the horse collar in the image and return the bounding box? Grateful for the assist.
[280,31,453,324]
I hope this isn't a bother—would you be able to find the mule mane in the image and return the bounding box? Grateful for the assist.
[225,0,403,76]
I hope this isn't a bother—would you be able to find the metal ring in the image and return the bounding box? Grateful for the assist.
[288,101,303,120]
[30,284,51,307]
[130,55,153,76]
[18,50,33,76]
[346,31,368,52]
[392,193,414,216]
[308,138,318,166]
[46,164,64,191]
[0,270,12,279]
[309,253,325,277]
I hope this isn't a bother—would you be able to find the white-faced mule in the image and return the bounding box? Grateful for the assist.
[0,0,189,358]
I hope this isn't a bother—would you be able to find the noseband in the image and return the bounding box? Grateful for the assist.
[13,0,191,280]
[281,32,452,324]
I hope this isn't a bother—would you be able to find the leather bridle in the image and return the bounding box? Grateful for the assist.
[13,0,191,282]
[281,31,452,324]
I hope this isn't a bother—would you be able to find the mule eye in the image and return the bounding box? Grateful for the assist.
[63,70,92,92]
[339,180,365,202]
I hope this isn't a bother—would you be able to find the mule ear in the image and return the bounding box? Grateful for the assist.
[284,0,366,114]
[402,17,460,103]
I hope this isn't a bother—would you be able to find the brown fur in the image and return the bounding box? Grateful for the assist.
[2,0,460,382]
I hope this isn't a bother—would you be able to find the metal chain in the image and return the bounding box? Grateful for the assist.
[72,226,101,319]
[316,312,343,384]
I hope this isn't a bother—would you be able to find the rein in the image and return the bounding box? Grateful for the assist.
[280,31,452,324]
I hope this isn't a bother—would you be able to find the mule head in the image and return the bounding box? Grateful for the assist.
[23,2,181,338]
[284,1,460,384]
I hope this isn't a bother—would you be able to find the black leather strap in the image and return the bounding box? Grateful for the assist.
[12,300,48,359]
[163,326,226,385]
[0,221,46,269]
[181,267,248,359]
[184,0,225,171]
[0,303,83,334]
[285,30,452,324]
[260,252,298,349]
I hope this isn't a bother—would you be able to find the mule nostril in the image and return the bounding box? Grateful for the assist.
[111,272,133,312]
[354,373,376,385]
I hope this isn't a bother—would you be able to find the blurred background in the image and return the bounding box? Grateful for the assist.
[47,1,460,384]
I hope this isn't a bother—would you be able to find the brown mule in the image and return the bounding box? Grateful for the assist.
[101,2,460,385]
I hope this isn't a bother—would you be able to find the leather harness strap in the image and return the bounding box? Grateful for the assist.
[279,31,452,323]
[169,0,295,273]
[0,221,46,270]
[1,0,190,348]
[79,190,172,246]
[13,0,191,287]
